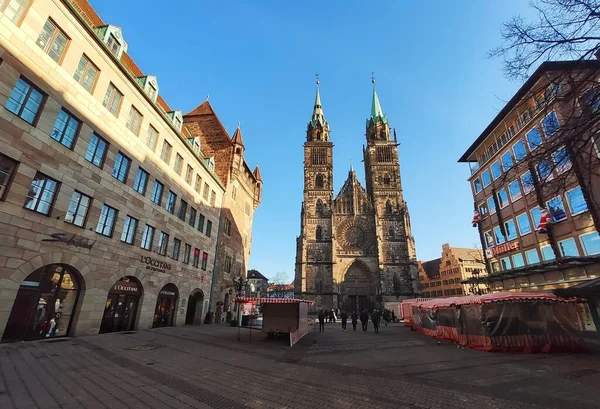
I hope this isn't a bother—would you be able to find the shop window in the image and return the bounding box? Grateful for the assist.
[36,19,69,63]
[500,257,512,270]
[5,77,45,125]
[512,253,525,268]
[96,204,117,237]
[51,109,81,149]
[73,54,98,93]
[24,172,58,215]
[65,191,91,227]
[84,133,108,168]
[0,154,19,201]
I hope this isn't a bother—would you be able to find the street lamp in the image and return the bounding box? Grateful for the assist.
[232,276,249,340]
[469,268,486,295]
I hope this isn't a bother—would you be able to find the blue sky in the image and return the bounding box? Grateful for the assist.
[91,0,535,280]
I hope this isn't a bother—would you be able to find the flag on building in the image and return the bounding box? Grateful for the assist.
[537,208,552,234]
[471,210,480,227]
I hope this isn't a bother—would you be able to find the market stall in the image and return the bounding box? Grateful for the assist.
[235,297,315,346]
[411,292,587,353]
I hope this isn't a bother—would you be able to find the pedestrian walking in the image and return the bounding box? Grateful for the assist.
[318,310,325,333]
[372,309,380,334]
[341,310,348,331]
[360,309,369,332]
[351,311,358,331]
[331,308,337,323]
[383,309,389,327]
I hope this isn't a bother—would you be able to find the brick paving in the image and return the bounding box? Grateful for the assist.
[1,323,599,408]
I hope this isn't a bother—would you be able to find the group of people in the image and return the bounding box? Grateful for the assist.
[318,308,393,334]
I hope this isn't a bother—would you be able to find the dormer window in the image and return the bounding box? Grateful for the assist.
[207,157,215,171]
[187,137,201,155]
[174,116,182,130]
[106,34,120,56]
[167,110,183,132]
[147,83,157,100]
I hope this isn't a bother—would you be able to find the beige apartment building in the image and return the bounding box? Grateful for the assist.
[0,0,260,342]
[418,243,487,298]
[458,60,600,295]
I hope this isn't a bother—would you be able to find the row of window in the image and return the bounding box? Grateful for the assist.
[482,187,590,248]
[480,183,586,226]
[6,8,220,206]
[472,111,561,194]
[0,159,212,269]
[420,278,462,289]
[5,76,217,235]
[493,232,600,272]
[421,288,465,298]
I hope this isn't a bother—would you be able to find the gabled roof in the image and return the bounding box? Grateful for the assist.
[420,258,441,279]
[449,247,483,263]
[247,269,268,280]
[458,59,600,162]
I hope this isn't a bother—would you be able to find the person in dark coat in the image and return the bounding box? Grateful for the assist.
[318,310,325,333]
[351,311,358,331]
[341,310,348,331]
[372,309,381,334]
[360,310,369,332]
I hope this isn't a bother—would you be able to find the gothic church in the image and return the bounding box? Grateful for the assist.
[294,80,419,312]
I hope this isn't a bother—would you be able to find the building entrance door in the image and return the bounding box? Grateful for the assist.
[185,289,204,325]
[153,284,178,328]
[100,277,141,334]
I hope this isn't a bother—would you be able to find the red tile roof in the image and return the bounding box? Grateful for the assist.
[231,127,244,146]
[120,52,143,77]
[253,166,262,182]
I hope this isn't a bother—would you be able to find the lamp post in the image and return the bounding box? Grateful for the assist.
[232,276,249,340]
[469,268,486,295]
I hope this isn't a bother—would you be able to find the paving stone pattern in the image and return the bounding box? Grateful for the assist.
[1,323,600,409]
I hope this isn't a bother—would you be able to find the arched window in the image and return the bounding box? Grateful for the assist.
[316,130,322,140]
[388,226,394,238]
[316,225,323,240]
[386,200,393,213]
[383,174,391,186]
[380,129,386,139]
[315,173,324,188]
[316,199,324,214]
[314,276,323,294]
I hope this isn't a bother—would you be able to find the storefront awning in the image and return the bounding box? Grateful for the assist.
[235,297,315,305]
[414,291,575,309]
[554,277,600,298]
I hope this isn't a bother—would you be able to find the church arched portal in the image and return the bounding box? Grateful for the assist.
[340,261,375,313]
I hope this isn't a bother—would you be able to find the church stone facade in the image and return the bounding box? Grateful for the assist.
[294,81,419,312]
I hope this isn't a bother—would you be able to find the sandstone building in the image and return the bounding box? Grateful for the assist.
[294,80,418,312]
[418,243,487,298]
[0,0,260,342]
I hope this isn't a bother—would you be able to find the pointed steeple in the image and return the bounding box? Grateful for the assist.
[349,160,354,174]
[253,164,262,182]
[310,77,327,128]
[231,122,244,147]
[368,76,387,125]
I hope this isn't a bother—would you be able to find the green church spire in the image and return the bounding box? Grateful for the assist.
[368,74,387,125]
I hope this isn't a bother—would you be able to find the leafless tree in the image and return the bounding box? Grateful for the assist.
[485,0,600,261]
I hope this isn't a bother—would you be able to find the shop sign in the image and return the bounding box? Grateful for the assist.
[140,256,171,273]
[491,241,519,256]
[42,233,95,249]
[112,280,140,295]
[159,290,177,297]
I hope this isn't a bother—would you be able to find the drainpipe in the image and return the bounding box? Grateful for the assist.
[207,191,226,323]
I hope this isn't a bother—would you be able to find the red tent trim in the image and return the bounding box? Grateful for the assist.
[235,297,315,305]
[414,292,575,309]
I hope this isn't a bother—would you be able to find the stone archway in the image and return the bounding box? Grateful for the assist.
[185,288,204,325]
[340,261,375,313]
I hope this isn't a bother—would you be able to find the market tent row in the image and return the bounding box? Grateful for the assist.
[235,297,316,346]
[411,292,587,353]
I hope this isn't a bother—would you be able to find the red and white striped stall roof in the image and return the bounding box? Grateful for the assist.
[414,292,575,309]
[235,297,315,305]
